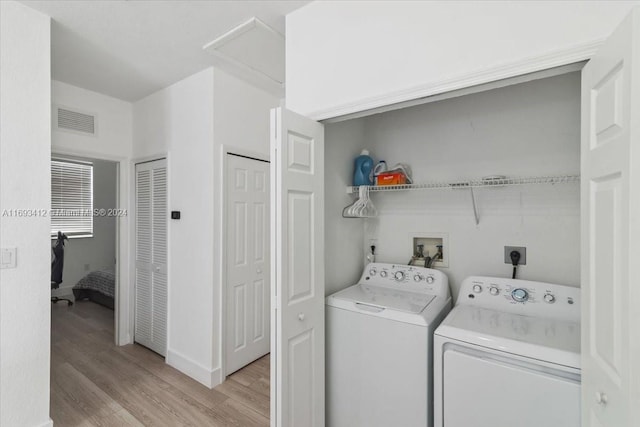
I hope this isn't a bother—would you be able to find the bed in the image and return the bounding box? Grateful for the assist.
[72,267,115,309]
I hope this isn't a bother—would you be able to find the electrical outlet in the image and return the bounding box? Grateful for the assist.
[504,246,526,265]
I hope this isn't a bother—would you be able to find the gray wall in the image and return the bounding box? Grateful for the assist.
[324,119,367,296]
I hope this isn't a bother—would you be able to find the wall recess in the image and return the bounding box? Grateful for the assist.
[409,232,449,268]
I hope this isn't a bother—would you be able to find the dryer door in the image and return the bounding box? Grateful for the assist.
[442,343,580,427]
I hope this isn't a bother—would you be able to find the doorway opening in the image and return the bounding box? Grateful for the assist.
[49,154,120,418]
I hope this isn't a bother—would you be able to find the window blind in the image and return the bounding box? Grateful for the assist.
[51,159,93,237]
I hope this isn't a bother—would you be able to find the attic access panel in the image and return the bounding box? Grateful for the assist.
[203,17,285,86]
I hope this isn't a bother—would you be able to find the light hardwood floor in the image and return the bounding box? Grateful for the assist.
[51,301,270,426]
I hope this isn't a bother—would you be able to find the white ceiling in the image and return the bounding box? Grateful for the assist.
[21,0,310,102]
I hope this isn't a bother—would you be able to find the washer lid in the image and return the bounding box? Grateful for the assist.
[435,305,580,368]
[328,284,436,314]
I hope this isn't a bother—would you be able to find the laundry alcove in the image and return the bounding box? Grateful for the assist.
[322,67,582,301]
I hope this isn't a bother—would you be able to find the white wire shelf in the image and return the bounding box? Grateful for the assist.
[346,174,580,194]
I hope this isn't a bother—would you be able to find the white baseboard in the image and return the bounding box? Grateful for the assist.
[117,332,132,346]
[166,348,222,388]
[210,365,223,387]
[37,418,54,427]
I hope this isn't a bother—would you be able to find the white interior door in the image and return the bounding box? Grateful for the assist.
[226,153,270,375]
[270,107,325,427]
[135,158,168,356]
[581,9,640,426]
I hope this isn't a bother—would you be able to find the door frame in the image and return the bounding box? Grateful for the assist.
[129,153,169,349]
[270,63,592,424]
[220,145,270,378]
[50,148,127,346]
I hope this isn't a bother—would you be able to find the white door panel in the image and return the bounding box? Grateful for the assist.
[581,8,640,426]
[271,107,325,427]
[226,154,270,375]
[135,158,167,356]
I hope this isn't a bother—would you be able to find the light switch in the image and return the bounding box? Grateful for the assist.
[0,248,17,269]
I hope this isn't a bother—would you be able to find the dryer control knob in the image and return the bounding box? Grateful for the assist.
[369,268,377,276]
[511,288,529,303]
[489,286,500,296]
[473,284,482,293]
[380,271,388,278]
[394,271,405,281]
[413,274,422,282]
[426,276,435,284]
[543,293,556,304]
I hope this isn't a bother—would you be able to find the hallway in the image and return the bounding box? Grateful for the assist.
[50,301,269,426]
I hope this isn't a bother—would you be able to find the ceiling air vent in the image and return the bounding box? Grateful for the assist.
[55,106,97,136]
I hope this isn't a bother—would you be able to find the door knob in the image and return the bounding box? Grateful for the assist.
[595,391,608,405]
[298,313,305,321]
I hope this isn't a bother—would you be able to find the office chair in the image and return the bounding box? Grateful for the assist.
[51,231,73,306]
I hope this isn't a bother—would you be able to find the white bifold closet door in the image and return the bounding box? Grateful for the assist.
[135,158,168,356]
[225,154,270,375]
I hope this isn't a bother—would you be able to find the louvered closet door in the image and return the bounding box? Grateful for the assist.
[135,159,168,356]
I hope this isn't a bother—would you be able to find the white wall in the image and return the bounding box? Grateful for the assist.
[133,67,278,387]
[134,67,217,386]
[0,2,52,426]
[286,0,639,119]
[213,68,279,158]
[359,72,581,299]
[52,79,133,345]
[324,119,367,296]
[52,159,118,296]
[52,80,133,159]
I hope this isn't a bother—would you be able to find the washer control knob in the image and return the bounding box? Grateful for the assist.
[394,271,405,282]
[489,286,500,296]
[413,274,422,282]
[380,271,387,278]
[426,276,435,284]
[473,284,482,293]
[369,268,377,276]
[511,288,529,303]
[543,293,556,304]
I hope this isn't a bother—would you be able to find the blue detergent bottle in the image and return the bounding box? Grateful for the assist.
[353,149,374,186]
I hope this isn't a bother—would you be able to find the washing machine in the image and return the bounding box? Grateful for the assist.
[326,263,451,427]
[434,276,581,427]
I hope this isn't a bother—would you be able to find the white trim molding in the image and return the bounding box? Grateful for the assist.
[166,348,222,388]
[307,38,604,122]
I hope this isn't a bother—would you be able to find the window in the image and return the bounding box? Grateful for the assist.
[51,158,93,237]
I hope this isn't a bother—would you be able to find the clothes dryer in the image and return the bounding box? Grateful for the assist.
[434,276,581,427]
